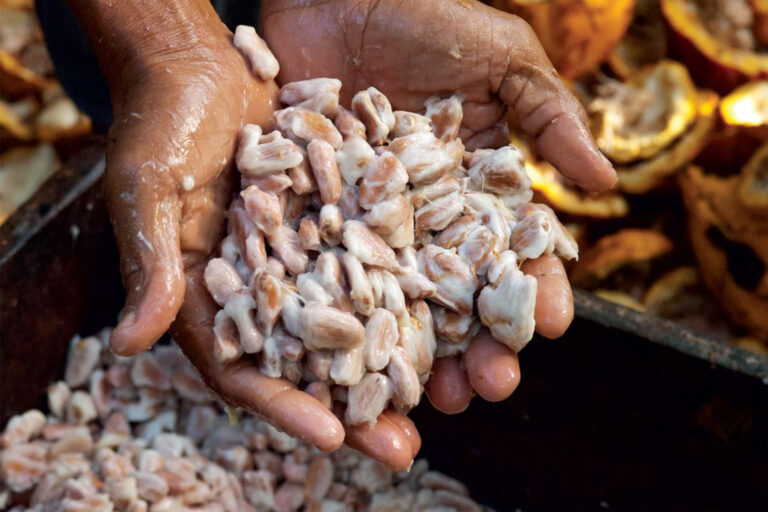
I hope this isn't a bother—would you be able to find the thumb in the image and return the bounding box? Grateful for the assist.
[494,14,617,192]
[105,151,185,356]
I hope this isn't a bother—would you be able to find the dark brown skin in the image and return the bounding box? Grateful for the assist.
[65,0,611,469]
[344,410,415,471]
[381,409,422,458]
[261,0,616,191]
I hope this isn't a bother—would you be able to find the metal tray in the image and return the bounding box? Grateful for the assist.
[1,144,766,510]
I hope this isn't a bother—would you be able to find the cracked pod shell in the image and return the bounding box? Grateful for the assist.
[588,60,699,165]
[680,165,768,341]
[616,90,718,194]
[492,0,635,80]
[608,0,668,79]
[661,0,768,94]
[695,81,768,174]
[738,141,768,214]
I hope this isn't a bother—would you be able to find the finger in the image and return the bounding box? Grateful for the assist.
[305,381,333,409]
[381,409,421,458]
[494,16,616,191]
[105,149,185,356]
[463,121,510,152]
[463,330,521,402]
[221,365,345,452]
[462,101,504,133]
[521,255,574,339]
[170,266,345,452]
[343,410,414,471]
[425,357,473,415]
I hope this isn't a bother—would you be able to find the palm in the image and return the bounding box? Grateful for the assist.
[262,0,614,190]
[105,0,615,468]
[263,0,514,137]
[105,55,275,353]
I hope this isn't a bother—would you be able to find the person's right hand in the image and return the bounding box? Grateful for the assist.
[100,13,361,462]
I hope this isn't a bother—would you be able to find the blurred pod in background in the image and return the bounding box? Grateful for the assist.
[695,80,768,174]
[661,0,768,94]
[680,152,768,342]
[491,0,636,80]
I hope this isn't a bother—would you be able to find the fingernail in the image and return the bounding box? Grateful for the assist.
[110,311,136,355]
[118,310,136,329]
[598,150,612,167]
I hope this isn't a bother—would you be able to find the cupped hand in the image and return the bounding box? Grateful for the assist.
[425,255,574,414]
[262,0,594,413]
[105,53,271,355]
[261,0,616,191]
[103,19,417,469]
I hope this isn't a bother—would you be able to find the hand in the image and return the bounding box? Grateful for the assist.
[425,255,574,414]
[108,48,420,466]
[172,266,420,470]
[99,9,360,463]
[261,0,600,414]
[261,0,616,190]
[71,0,419,470]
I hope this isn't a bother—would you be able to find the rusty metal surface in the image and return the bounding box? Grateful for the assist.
[573,289,768,381]
[0,141,120,422]
[0,141,105,266]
